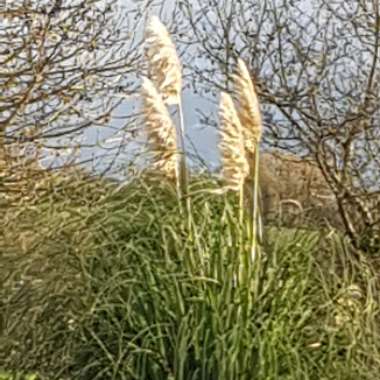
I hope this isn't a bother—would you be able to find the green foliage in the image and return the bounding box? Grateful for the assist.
[0,371,38,380]
[1,175,380,379]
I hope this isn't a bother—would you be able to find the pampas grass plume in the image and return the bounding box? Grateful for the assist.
[145,16,182,105]
[233,59,262,156]
[219,92,249,191]
[141,76,177,178]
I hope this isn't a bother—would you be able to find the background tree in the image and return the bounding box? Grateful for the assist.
[0,0,143,200]
[169,0,380,250]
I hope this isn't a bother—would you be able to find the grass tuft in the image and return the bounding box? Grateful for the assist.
[1,176,380,379]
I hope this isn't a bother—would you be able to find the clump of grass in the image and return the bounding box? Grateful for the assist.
[66,180,380,380]
[3,175,380,379]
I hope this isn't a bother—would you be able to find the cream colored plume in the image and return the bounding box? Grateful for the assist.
[145,16,182,105]
[141,77,177,177]
[232,59,262,155]
[219,92,249,191]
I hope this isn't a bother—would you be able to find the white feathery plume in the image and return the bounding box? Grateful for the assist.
[219,92,249,191]
[145,16,182,105]
[232,60,264,261]
[232,59,262,157]
[141,77,178,178]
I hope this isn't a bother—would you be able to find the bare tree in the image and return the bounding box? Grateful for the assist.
[169,0,380,250]
[0,0,143,200]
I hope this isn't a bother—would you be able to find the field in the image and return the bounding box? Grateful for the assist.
[1,175,380,380]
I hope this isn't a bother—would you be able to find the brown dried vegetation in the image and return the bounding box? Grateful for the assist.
[259,151,341,228]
